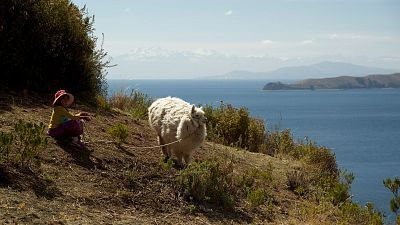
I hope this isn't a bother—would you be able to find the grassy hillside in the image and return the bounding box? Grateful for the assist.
[0,91,383,224]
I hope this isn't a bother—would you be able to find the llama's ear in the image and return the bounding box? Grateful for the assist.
[191,105,196,114]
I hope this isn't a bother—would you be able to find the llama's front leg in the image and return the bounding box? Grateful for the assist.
[158,136,169,161]
[183,153,192,165]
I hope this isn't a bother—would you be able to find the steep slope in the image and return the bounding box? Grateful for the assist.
[0,92,383,224]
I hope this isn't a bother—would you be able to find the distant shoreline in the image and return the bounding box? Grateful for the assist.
[263,73,400,90]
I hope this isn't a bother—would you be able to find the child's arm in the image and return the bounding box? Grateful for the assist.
[77,112,91,121]
[56,106,81,120]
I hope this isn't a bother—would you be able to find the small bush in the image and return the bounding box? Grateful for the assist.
[383,177,400,222]
[286,170,308,196]
[240,167,273,192]
[247,188,267,208]
[123,168,139,190]
[177,160,236,209]
[159,157,175,170]
[0,131,13,162]
[204,102,266,152]
[0,120,47,168]
[323,170,354,206]
[107,124,129,146]
[108,90,153,119]
[338,201,383,225]
[13,120,48,167]
[264,129,294,156]
[188,204,197,214]
[96,95,111,111]
[303,146,338,177]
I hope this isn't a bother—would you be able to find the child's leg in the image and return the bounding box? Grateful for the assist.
[62,120,83,137]
[47,126,66,140]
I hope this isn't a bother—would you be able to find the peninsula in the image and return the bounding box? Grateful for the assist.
[263,73,400,90]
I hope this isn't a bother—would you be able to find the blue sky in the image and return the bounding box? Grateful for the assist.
[72,0,400,78]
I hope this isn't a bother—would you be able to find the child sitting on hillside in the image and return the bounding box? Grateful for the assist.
[47,90,91,148]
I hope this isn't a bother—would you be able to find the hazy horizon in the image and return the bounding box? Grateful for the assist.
[72,0,400,79]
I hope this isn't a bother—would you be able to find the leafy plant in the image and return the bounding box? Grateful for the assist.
[324,170,354,206]
[247,188,267,208]
[264,128,294,155]
[286,169,308,196]
[177,160,236,209]
[159,157,175,170]
[0,131,13,162]
[337,201,383,225]
[13,120,48,167]
[123,168,139,190]
[107,124,129,146]
[383,177,400,223]
[96,95,111,111]
[240,167,273,193]
[203,102,266,152]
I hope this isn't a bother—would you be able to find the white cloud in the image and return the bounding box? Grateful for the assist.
[224,10,233,16]
[261,39,274,45]
[301,39,314,45]
[124,8,131,13]
[323,33,396,42]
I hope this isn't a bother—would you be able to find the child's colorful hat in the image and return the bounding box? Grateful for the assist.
[52,90,74,106]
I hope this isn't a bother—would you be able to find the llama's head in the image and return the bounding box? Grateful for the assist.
[191,105,207,126]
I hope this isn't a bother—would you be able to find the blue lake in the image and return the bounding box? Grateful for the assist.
[108,79,400,219]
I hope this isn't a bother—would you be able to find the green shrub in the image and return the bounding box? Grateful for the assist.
[247,119,266,152]
[159,157,175,170]
[286,170,308,196]
[108,90,153,119]
[0,0,109,102]
[0,131,13,162]
[96,95,111,111]
[107,124,129,146]
[123,168,139,190]
[338,201,383,225]
[240,167,273,192]
[13,120,48,167]
[383,177,400,222]
[247,188,267,208]
[264,129,294,155]
[204,102,266,152]
[177,160,236,209]
[322,170,354,206]
[188,204,197,214]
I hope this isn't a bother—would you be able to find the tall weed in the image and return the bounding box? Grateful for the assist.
[108,90,152,119]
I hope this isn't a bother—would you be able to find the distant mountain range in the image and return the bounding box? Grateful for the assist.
[263,73,400,90]
[200,61,398,80]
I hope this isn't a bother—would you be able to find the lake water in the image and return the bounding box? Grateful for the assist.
[108,79,400,219]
